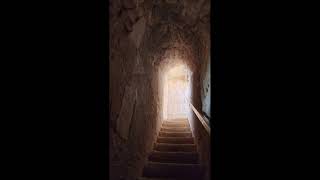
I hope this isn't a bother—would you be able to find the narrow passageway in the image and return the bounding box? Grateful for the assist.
[140,65,202,179]
[109,0,211,179]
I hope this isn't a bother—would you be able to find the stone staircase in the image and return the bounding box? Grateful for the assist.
[140,119,203,180]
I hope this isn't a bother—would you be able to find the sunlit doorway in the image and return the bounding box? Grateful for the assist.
[163,65,191,120]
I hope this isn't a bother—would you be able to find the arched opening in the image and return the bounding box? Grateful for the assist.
[162,64,192,120]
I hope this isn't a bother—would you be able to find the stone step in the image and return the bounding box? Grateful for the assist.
[159,131,192,138]
[162,121,189,125]
[157,137,194,144]
[165,118,188,122]
[138,178,178,180]
[160,127,191,132]
[154,143,197,152]
[142,162,203,179]
[148,151,199,164]
[162,123,189,128]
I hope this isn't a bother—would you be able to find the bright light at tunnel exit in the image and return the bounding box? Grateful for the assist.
[163,64,191,121]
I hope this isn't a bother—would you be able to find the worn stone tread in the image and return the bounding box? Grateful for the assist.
[154,143,196,152]
[142,162,203,179]
[148,151,199,164]
[157,137,194,144]
[162,123,189,128]
[159,131,192,138]
[160,127,191,132]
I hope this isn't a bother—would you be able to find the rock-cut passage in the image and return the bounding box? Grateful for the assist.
[140,119,204,180]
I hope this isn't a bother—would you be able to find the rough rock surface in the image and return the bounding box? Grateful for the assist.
[109,0,211,179]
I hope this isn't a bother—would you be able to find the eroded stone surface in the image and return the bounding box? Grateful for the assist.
[129,17,146,48]
[123,0,136,9]
[116,85,137,139]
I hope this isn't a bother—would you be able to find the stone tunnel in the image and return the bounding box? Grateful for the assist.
[109,0,211,179]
